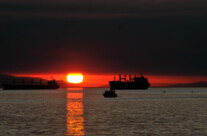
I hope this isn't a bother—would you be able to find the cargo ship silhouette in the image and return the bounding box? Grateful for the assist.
[109,73,150,89]
[2,79,59,90]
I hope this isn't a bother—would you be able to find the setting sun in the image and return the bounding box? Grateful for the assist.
[67,73,83,84]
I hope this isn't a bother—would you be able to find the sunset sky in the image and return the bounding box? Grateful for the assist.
[1,0,207,86]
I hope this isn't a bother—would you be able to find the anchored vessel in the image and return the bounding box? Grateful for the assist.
[109,73,150,90]
[2,79,59,90]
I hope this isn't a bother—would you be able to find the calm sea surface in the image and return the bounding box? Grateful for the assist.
[1,88,207,136]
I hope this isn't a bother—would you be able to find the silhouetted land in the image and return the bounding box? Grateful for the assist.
[166,81,207,88]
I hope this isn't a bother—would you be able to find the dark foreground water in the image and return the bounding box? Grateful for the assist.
[1,88,207,136]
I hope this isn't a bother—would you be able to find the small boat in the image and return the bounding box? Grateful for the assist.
[103,89,117,97]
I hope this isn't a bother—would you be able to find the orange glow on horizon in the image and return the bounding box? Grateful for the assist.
[10,73,207,87]
[67,73,83,84]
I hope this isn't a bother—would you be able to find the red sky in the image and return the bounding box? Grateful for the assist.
[11,73,207,87]
[1,0,207,84]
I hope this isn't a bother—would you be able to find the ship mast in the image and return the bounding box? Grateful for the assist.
[119,74,127,82]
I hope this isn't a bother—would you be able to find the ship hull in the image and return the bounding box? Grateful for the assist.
[2,84,59,90]
[109,81,150,90]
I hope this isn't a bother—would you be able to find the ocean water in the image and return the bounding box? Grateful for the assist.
[1,88,207,136]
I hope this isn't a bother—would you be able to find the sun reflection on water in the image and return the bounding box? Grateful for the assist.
[65,91,85,135]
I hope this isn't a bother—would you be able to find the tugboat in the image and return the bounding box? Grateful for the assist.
[109,73,150,90]
[103,89,117,97]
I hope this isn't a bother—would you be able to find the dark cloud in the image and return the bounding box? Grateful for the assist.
[0,0,207,75]
[1,0,207,18]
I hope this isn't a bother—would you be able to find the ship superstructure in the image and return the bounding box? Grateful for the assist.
[109,73,150,90]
